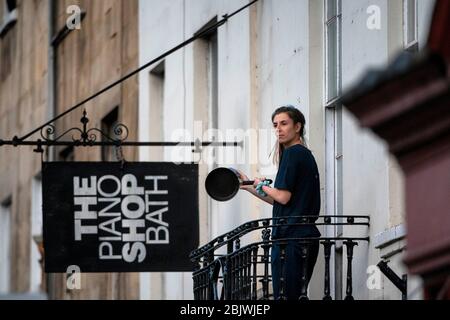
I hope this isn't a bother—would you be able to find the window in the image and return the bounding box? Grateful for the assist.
[196,18,219,162]
[30,175,43,293]
[206,28,218,239]
[0,0,17,38]
[325,0,341,103]
[149,61,165,160]
[194,17,219,134]
[193,17,219,241]
[0,196,12,293]
[197,19,219,238]
[101,107,119,162]
[206,31,218,137]
[403,0,418,52]
[324,0,343,300]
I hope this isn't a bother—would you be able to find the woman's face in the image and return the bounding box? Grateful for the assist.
[272,112,301,146]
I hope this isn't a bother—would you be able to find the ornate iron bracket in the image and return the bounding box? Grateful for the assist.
[0,110,242,154]
[40,110,129,147]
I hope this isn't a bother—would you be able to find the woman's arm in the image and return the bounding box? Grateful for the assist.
[243,185,274,205]
[238,172,292,205]
[262,186,291,205]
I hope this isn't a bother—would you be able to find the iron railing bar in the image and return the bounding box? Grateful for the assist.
[191,223,370,259]
[191,236,370,269]
[193,219,370,257]
[0,140,242,147]
[194,215,369,246]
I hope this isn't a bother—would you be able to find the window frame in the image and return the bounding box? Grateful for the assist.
[0,196,12,293]
[403,0,419,52]
[324,0,342,105]
[324,0,344,300]
[30,174,44,293]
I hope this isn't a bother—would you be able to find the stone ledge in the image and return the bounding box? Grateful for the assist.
[374,224,406,249]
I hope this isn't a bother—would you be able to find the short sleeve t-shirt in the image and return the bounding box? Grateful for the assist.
[272,144,321,239]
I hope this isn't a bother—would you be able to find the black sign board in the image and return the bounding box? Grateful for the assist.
[42,162,199,273]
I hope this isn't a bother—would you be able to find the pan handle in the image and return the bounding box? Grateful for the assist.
[241,179,273,185]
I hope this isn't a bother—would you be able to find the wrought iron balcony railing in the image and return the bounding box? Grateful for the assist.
[190,215,369,300]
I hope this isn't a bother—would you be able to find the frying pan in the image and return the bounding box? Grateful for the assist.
[205,167,272,201]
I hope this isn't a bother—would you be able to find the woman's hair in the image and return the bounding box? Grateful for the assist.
[270,105,307,166]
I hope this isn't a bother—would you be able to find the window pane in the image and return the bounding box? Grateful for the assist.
[326,0,337,21]
[101,108,119,162]
[30,177,43,293]
[327,21,338,101]
[209,32,218,130]
[0,203,11,293]
[406,0,416,44]
[149,62,165,161]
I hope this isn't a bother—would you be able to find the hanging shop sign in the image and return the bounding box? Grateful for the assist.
[42,161,199,272]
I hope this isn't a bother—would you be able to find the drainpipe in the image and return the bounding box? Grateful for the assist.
[47,0,56,162]
[46,0,56,299]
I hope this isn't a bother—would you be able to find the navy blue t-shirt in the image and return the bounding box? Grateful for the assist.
[272,144,321,239]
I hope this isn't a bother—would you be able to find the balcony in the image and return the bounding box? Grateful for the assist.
[190,215,369,300]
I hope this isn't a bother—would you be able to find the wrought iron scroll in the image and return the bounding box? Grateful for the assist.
[40,110,129,146]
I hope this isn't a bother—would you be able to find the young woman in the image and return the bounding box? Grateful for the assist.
[239,105,321,300]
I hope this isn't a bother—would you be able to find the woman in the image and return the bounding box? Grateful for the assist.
[239,105,321,300]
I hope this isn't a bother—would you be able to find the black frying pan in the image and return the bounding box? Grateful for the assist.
[205,167,272,201]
